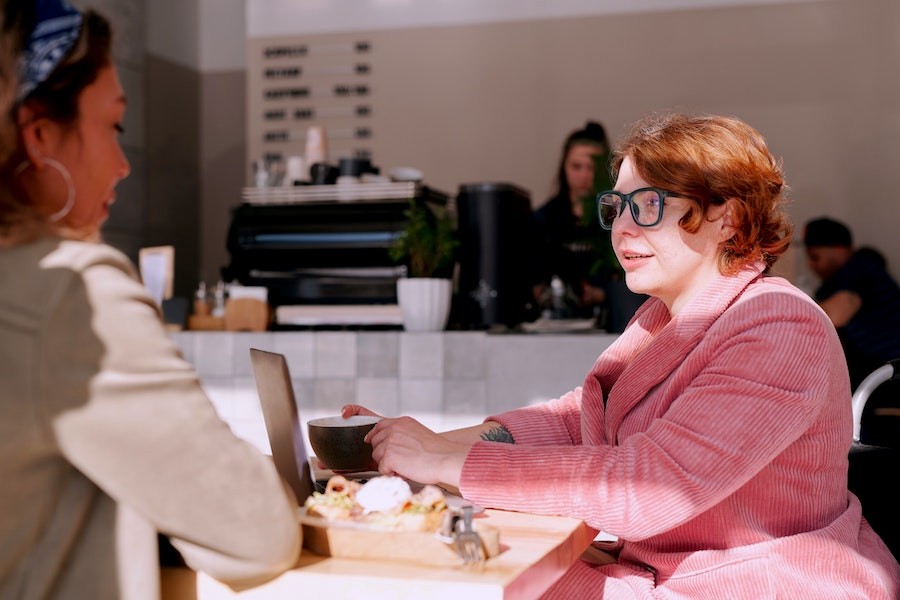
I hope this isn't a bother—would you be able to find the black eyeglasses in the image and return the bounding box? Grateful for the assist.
[596,187,677,230]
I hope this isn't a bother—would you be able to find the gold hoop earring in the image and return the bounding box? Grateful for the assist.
[15,155,76,222]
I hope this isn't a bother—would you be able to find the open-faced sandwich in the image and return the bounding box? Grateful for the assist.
[304,475,448,532]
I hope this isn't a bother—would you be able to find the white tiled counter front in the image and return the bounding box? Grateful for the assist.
[170,331,618,453]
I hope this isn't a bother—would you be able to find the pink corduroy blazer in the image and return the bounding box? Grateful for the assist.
[460,262,900,599]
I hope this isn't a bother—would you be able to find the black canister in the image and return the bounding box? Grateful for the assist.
[309,162,339,185]
[338,157,374,178]
[456,182,534,329]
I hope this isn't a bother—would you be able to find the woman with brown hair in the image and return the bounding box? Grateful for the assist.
[0,2,300,597]
[532,121,617,321]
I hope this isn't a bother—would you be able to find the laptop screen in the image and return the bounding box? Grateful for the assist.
[249,348,315,505]
[249,347,481,513]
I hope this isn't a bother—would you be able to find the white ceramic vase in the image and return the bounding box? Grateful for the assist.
[396,278,452,332]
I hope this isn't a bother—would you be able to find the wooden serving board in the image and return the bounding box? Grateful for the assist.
[297,508,501,566]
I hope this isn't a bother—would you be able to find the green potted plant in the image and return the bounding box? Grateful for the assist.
[389,198,458,278]
[389,198,459,331]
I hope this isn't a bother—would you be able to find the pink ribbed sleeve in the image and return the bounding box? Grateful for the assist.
[486,386,585,446]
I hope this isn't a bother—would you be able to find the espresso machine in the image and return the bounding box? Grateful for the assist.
[223,183,448,317]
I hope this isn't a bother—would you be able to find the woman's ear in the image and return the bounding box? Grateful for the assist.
[16,104,57,166]
[719,198,737,242]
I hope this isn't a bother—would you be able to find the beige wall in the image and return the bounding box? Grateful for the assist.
[75,0,900,297]
[145,55,201,297]
[237,0,899,288]
[171,0,900,291]
[200,70,246,290]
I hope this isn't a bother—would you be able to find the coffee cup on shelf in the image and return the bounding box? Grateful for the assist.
[304,125,327,166]
[338,156,373,178]
[310,162,339,185]
[284,155,306,186]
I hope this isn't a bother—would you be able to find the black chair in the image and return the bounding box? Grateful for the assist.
[847,359,900,559]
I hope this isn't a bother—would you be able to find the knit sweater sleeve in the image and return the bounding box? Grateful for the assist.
[42,243,301,586]
[485,386,584,446]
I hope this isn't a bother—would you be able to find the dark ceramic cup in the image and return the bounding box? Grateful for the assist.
[309,162,339,185]
[338,156,373,178]
[307,415,380,472]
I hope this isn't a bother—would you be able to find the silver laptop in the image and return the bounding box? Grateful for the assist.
[249,347,384,502]
[249,347,321,504]
[249,347,480,512]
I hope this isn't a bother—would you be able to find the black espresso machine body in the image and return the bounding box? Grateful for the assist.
[223,183,449,308]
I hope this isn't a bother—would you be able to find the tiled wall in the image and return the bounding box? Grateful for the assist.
[170,330,617,452]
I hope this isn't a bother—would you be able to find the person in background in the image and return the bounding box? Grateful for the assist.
[532,121,618,321]
[347,113,899,597]
[803,216,900,446]
[803,217,900,387]
[0,2,300,598]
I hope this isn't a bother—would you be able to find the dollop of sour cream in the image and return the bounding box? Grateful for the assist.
[356,476,412,513]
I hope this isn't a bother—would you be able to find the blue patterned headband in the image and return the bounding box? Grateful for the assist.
[16,0,83,102]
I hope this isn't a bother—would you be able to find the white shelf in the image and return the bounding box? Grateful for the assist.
[242,182,418,205]
[275,304,404,326]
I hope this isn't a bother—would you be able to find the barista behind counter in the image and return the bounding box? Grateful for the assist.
[530,122,646,331]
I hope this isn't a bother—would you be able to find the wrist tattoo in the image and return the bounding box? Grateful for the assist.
[480,425,515,444]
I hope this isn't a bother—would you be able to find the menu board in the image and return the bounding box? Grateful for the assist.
[247,36,375,180]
